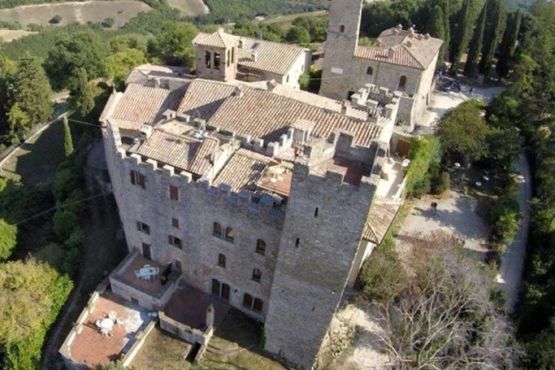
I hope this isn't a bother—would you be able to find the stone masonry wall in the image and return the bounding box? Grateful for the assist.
[264,161,378,369]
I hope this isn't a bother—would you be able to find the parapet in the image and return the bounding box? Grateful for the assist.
[351,83,401,123]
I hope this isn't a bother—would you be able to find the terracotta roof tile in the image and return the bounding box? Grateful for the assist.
[110,84,186,130]
[213,149,273,192]
[177,79,237,119]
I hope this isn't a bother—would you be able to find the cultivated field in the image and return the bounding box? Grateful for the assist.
[262,10,327,28]
[0,28,37,42]
[165,0,208,16]
[0,0,151,28]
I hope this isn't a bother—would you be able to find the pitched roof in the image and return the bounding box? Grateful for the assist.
[205,84,381,147]
[212,149,273,192]
[108,84,186,130]
[177,79,237,120]
[193,29,238,49]
[133,129,220,176]
[236,37,307,76]
[362,200,401,244]
[354,27,443,70]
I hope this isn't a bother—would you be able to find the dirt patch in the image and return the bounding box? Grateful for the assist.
[0,0,151,28]
[0,28,37,42]
[165,0,208,16]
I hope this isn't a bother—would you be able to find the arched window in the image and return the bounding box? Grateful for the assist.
[399,75,407,91]
[366,66,373,76]
[213,222,222,237]
[252,268,262,283]
[227,49,231,67]
[256,239,266,255]
[339,25,345,33]
[214,52,221,70]
[231,47,235,63]
[225,227,234,242]
[205,51,211,69]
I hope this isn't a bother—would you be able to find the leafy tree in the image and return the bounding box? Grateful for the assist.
[285,26,311,45]
[427,5,447,64]
[6,56,52,138]
[479,0,506,77]
[95,361,126,370]
[45,31,107,90]
[109,34,148,53]
[69,68,95,118]
[105,48,147,86]
[291,16,328,42]
[405,135,441,197]
[441,0,451,61]
[450,0,473,71]
[0,219,17,261]
[496,9,522,78]
[148,21,198,67]
[0,259,73,369]
[361,1,397,37]
[63,117,73,158]
[49,14,62,24]
[464,2,487,78]
[438,100,489,164]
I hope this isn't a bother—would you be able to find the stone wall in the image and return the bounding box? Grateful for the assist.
[263,156,380,369]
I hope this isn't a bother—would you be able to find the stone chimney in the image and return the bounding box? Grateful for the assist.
[252,49,258,62]
[267,79,278,92]
[233,86,244,98]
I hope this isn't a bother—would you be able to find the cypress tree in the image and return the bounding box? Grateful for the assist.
[442,0,451,61]
[496,9,522,77]
[63,116,73,158]
[451,0,473,72]
[70,68,95,118]
[428,5,447,65]
[464,2,487,78]
[479,0,506,77]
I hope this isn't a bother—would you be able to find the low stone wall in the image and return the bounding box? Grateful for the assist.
[158,311,213,362]
[122,320,157,367]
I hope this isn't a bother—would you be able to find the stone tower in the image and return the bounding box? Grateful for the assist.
[264,140,377,369]
[194,28,238,82]
[319,0,364,100]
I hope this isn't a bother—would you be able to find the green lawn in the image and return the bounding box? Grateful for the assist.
[0,120,66,187]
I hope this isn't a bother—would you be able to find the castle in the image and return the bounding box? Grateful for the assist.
[61,1,440,369]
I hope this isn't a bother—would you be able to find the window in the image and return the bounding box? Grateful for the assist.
[231,47,235,63]
[130,170,145,189]
[214,52,221,70]
[172,218,180,229]
[227,49,231,67]
[142,243,151,259]
[255,239,266,255]
[253,298,263,312]
[225,227,234,242]
[218,253,226,268]
[243,293,253,308]
[252,268,262,283]
[213,222,222,237]
[212,279,230,301]
[169,185,179,201]
[168,235,182,249]
[205,51,211,68]
[137,221,150,235]
[314,207,319,218]
[295,238,300,248]
[399,75,407,91]
[339,25,345,33]
[366,66,373,76]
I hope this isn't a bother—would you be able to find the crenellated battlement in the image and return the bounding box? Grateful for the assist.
[351,83,401,123]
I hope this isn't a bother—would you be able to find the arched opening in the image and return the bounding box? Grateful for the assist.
[205,51,211,69]
[256,239,266,255]
[339,25,345,33]
[213,222,222,237]
[399,75,407,91]
[366,66,374,76]
[214,51,221,70]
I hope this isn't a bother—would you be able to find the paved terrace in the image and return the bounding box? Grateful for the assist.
[63,292,152,368]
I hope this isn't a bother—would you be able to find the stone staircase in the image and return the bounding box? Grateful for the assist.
[200,340,243,369]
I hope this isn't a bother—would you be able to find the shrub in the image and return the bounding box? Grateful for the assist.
[49,15,62,24]
[431,171,450,195]
[0,219,17,261]
[101,17,115,28]
[53,208,79,240]
[487,193,520,245]
[358,235,407,303]
[405,136,441,198]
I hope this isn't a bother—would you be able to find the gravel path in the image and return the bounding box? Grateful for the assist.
[496,154,532,312]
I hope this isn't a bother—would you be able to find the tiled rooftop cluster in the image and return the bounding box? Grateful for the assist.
[355,25,443,70]
[102,68,396,204]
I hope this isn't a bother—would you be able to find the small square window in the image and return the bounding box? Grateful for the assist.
[137,221,150,235]
[172,218,180,229]
[252,268,262,283]
[256,239,266,255]
[243,293,253,308]
[225,227,234,243]
[168,235,182,249]
[130,170,146,189]
[218,253,226,268]
[253,298,263,312]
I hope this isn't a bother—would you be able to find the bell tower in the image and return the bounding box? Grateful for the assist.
[319,0,364,99]
[194,28,238,82]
